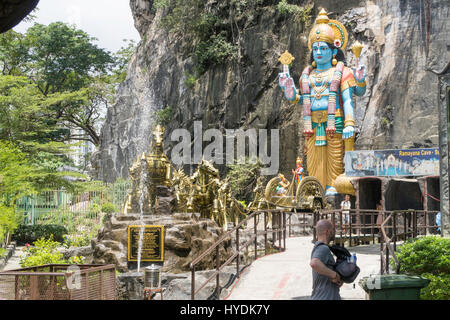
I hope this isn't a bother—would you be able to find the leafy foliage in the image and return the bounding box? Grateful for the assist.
[226,157,264,202]
[101,202,117,214]
[0,23,129,149]
[13,224,68,244]
[19,236,84,268]
[0,204,21,246]
[277,0,313,23]
[395,236,449,275]
[394,236,450,300]
[155,105,173,126]
[420,273,450,300]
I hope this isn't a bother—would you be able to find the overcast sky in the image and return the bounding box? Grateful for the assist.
[13,0,141,53]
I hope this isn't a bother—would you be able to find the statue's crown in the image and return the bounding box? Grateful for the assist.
[308,9,348,51]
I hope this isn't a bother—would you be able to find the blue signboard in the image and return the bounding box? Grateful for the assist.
[344,148,440,177]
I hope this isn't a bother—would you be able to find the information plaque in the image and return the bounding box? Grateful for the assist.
[127,225,164,262]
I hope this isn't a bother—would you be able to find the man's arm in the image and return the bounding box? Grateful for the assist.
[310,258,343,286]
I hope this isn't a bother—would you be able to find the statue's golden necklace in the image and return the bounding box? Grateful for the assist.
[310,68,334,100]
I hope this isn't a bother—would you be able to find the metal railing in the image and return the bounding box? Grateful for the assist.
[379,210,440,274]
[314,209,386,246]
[0,264,116,300]
[189,209,288,300]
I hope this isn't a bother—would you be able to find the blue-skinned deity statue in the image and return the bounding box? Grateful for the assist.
[278,9,367,195]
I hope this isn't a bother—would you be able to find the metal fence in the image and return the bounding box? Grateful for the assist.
[190,209,288,300]
[0,264,116,300]
[16,181,130,226]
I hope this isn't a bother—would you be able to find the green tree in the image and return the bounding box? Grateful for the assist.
[0,23,118,147]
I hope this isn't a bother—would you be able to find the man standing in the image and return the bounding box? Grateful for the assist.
[341,194,351,234]
[310,219,343,300]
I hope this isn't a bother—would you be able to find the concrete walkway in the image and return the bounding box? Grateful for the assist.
[226,237,381,300]
[1,246,25,271]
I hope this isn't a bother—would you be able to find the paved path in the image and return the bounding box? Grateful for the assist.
[1,246,25,271]
[226,237,381,300]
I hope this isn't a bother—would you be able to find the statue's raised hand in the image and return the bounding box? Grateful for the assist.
[354,64,366,83]
[278,70,296,101]
[343,125,355,139]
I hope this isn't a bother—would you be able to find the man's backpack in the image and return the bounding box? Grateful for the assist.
[315,243,360,284]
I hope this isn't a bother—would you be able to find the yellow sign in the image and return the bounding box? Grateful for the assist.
[127,225,164,262]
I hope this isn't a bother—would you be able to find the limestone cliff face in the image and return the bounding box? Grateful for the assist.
[92,0,450,182]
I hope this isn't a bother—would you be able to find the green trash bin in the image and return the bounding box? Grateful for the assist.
[359,274,430,300]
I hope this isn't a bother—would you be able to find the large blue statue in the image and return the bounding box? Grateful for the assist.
[278,9,367,195]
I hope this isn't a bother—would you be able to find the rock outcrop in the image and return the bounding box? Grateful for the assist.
[91,211,233,273]
[93,0,450,182]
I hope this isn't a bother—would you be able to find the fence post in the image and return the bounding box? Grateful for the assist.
[283,212,286,251]
[236,227,240,278]
[191,266,195,300]
[216,245,220,297]
[254,214,258,260]
[264,211,267,256]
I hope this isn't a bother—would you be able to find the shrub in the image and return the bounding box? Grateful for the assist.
[20,236,85,268]
[395,236,449,275]
[394,236,450,300]
[155,106,173,126]
[12,224,68,244]
[87,203,101,219]
[226,157,264,203]
[63,224,100,248]
[420,273,450,300]
[19,236,65,267]
[277,1,313,23]
[101,202,117,214]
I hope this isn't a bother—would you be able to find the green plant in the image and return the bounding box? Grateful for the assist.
[155,106,173,126]
[395,236,449,275]
[101,202,117,214]
[184,71,198,89]
[226,157,264,203]
[87,203,101,219]
[195,32,237,74]
[19,236,65,267]
[420,273,450,300]
[63,224,101,248]
[0,247,7,258]
[12,224,68,244]
[19,236,84,267]
[277,1,313,23]
[393,236,450,300]
[0,204,21,245]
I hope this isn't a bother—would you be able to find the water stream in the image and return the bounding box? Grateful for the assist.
[136,156,148,273]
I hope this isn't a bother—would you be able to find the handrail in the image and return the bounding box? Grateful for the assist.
[190,208,287,300]
[380,212,400,273]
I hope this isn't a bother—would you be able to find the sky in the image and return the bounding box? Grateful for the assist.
[13,0,141,53]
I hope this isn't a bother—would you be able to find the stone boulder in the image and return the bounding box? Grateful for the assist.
[91,212,233,274]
